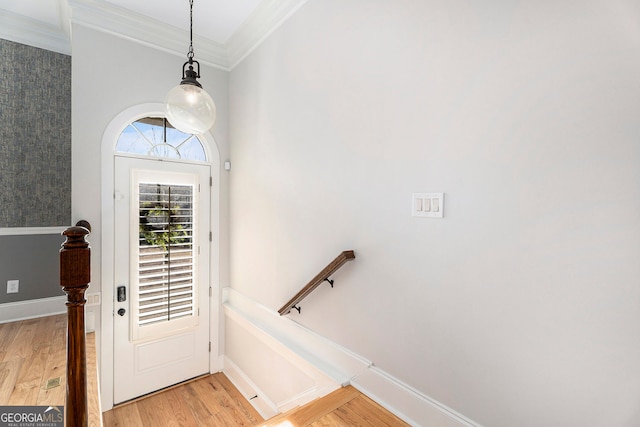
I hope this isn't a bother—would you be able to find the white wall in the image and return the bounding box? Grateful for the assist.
[228,0,640,426]
[71,24,230,405]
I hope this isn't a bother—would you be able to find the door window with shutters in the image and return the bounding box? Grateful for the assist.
[130,169,201,341]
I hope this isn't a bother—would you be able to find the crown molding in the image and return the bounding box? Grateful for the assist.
[68,0,230,70]
[0,10,70,55]
[1,0,309,70]
[57,0,72,39]
[226,0,309,69]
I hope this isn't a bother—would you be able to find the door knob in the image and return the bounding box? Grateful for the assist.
[117,308,126,316]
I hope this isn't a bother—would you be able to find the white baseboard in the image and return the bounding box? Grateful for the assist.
[0,296,67,324]
[223,356,279,420]
[351,367,482,427]
[223,288,481,427]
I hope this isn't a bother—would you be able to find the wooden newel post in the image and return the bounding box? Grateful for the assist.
[60,220,91,427]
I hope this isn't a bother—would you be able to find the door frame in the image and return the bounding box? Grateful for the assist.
[100,103,222,411]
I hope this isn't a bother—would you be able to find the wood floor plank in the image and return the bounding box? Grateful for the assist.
[0,318,55,406]
[333,404,376,427]
[271,386,361,427]
[310,412,352,427]
[136,392,179,426]
[260,385,411,427]
[175,379,217,419]
[0,321,21,362]
[215,373,264,424]
[0,359,23,404]
[105,375,410,427]
[164,388,200,426]
[30,314,59,352]
[49,316,67,353]
[87,332,103,427]
[165,379,226,425]
[191,413,220,426]
[3,319,38,363]
[105,373,266,427]
[14,345,50,387]
[200,374,262,425]
[8,379,41,406]
[256,407,299,426]
[35,348,66,406]
[190,375,235,419]
[211,404,252,426]
[103,400,145,426]
[347,395,410,426]
[0,315,102,424]
[3,315,409,427]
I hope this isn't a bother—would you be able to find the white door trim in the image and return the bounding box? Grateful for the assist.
[101,103,221,411]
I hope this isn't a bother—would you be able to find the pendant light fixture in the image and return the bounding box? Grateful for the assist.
[165,0,216,135]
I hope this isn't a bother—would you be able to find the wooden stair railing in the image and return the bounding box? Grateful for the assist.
[278,250,355,315]
[60,220,92,427]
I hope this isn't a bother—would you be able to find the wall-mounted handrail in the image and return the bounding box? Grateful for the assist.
[60,220,91,427]
[278,250,355,315]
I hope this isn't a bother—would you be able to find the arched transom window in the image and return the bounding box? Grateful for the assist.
[116,117,207,161]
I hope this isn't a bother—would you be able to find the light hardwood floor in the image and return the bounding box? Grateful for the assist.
[105,373,410,427]
[103,373,263,426]
[259,385,410,427]
[0,314,102,426]
[0,313,67,407]
[1,315,408,426]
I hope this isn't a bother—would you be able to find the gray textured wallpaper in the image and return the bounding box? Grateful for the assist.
[0,39,71,227]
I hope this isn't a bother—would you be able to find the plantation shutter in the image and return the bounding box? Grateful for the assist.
[137,183,195,327]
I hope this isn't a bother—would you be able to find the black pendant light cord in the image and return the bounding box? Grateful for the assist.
[176,0,202,85]
[188,0,194,61]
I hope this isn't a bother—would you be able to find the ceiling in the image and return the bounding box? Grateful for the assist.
[0,0,308,69]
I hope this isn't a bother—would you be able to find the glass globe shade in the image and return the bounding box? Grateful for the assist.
[165,83,216,134]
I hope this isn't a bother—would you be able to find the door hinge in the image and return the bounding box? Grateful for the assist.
[209,286,212,297]
[210,176,213,187]
[209,342,211,352]
[209,231,212,242]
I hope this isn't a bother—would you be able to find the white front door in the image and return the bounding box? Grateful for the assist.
[113,156,210,404]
